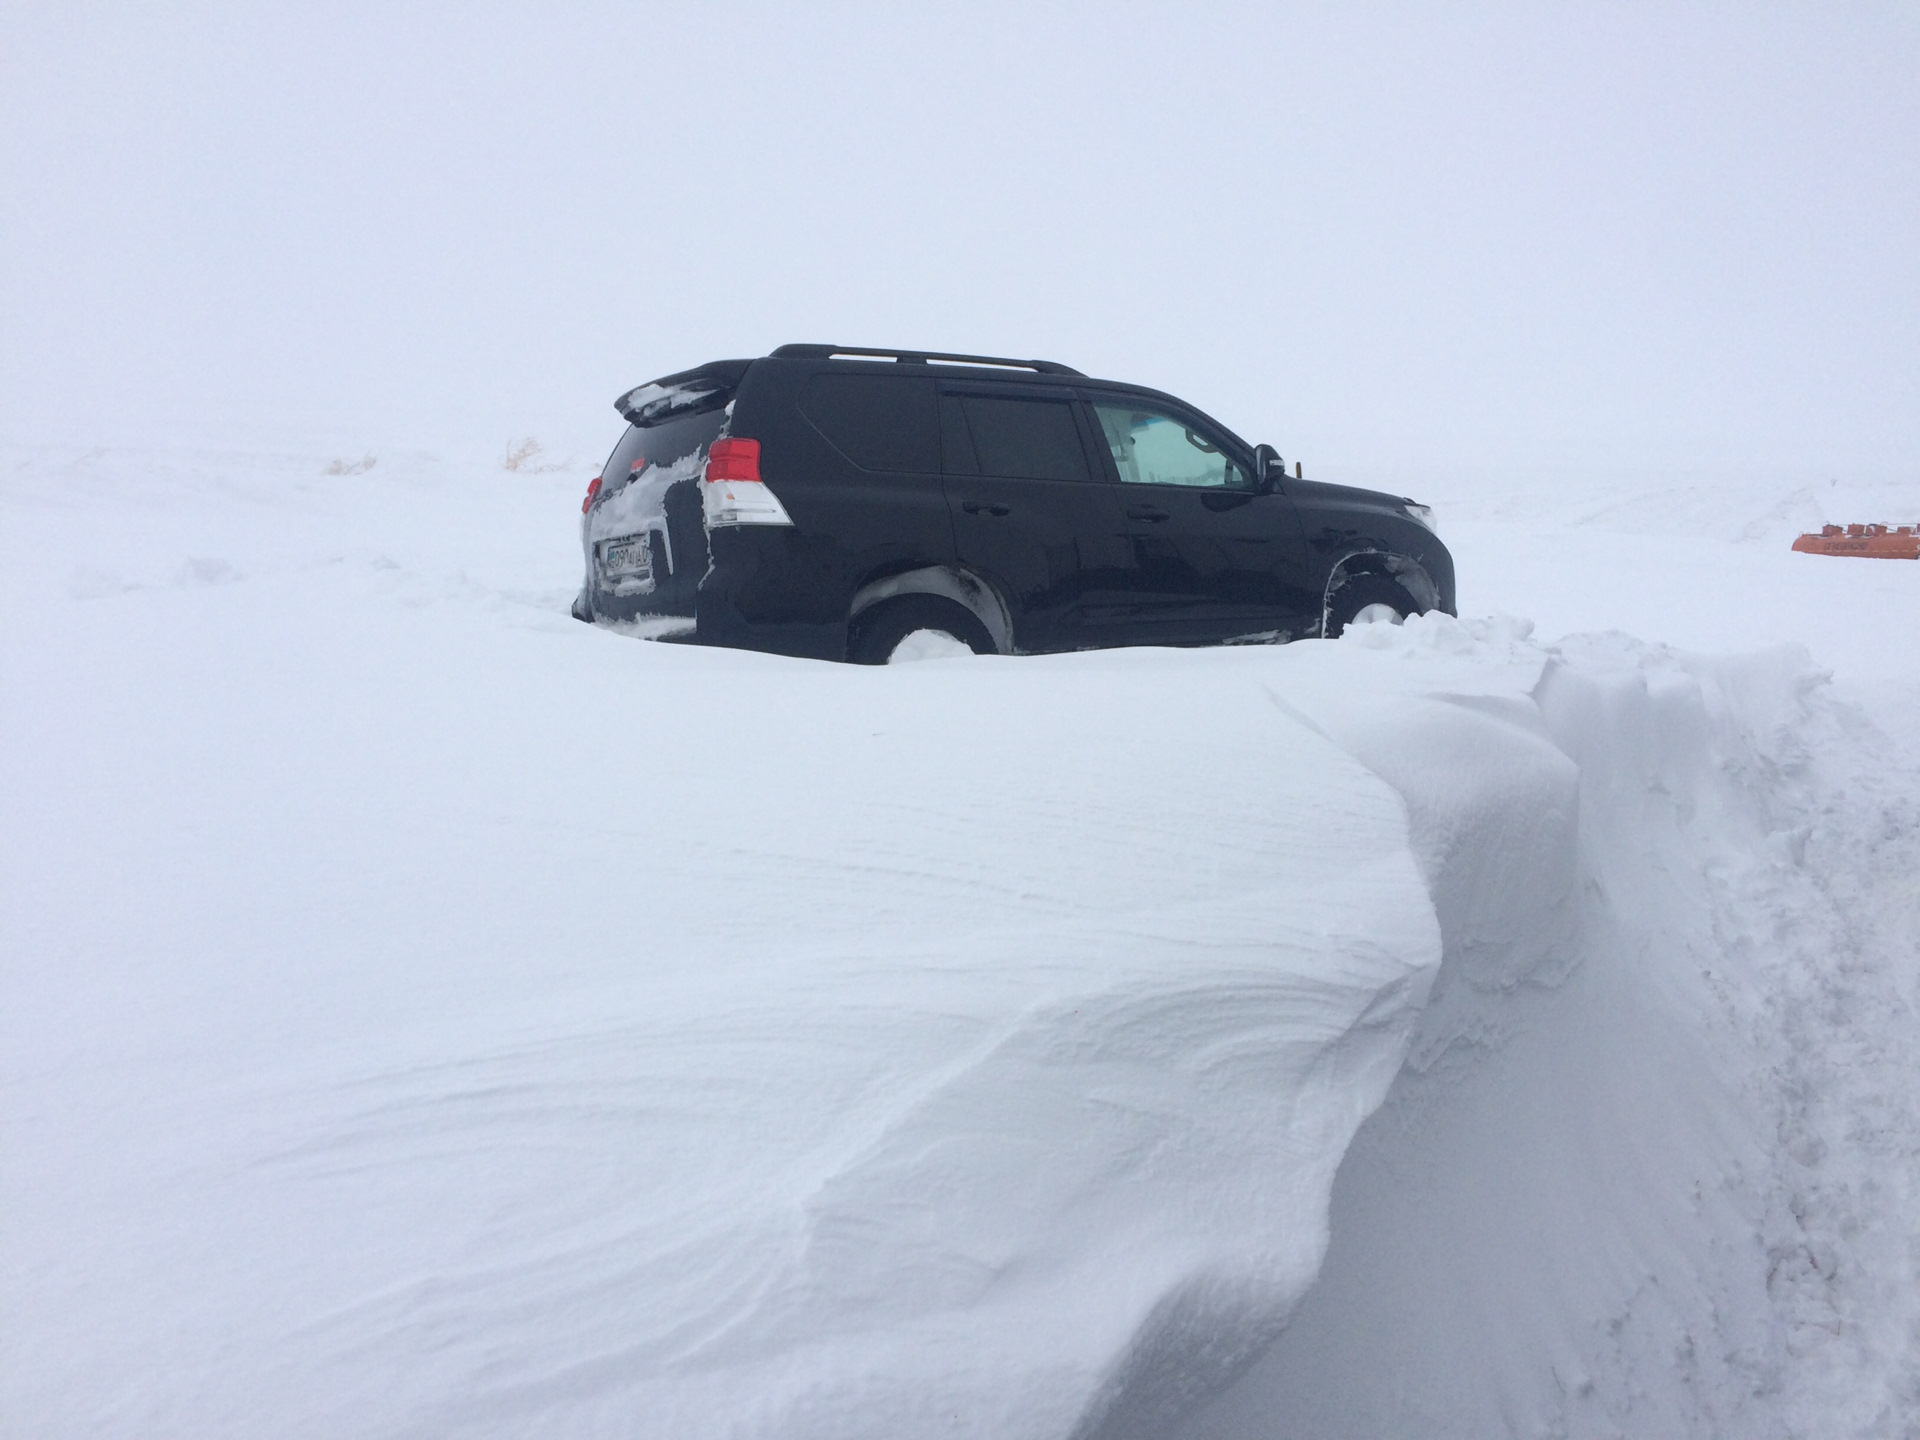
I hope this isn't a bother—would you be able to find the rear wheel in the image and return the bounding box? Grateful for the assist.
[1327,575,1421,638]
[849,596,996,664]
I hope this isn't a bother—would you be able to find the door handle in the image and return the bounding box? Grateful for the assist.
[1127,504,1170,522]
[962,500,1011,517]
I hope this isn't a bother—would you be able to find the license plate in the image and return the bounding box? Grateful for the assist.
[601,533,652,581]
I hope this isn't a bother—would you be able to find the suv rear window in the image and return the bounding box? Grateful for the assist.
[801,374,939,473]
[601,407,729,487]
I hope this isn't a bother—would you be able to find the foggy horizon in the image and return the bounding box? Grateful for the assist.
[4,3,1916,488]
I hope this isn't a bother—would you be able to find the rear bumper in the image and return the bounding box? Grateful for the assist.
[694,588,846,661]
[576,553,847,660]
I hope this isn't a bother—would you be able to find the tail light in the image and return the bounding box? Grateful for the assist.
[702,436,793,528]
[705,437,761,482]
[581,475,602,514]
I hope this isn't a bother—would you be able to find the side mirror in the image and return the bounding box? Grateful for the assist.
[1253,443,1282,491]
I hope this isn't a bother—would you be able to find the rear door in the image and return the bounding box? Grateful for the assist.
[938,385,1133,652]
[1086,394,1315,643]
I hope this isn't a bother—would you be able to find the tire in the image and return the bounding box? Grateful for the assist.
[1326,574,1421,638]
[848,595,996,664]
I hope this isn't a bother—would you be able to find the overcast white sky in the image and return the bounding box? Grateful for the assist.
[3,3,1915,485]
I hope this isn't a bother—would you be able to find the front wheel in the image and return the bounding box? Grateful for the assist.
[849,596,996,664]
[1326,575,1421,638]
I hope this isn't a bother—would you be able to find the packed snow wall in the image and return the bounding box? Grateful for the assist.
[1180,624,1920,1440]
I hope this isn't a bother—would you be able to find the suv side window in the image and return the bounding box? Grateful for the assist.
[1091,401,1250,489]
[801,374,939,473]
[943,393,1092,482]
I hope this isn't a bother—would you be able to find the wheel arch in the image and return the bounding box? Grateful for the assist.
[848,565,1015,656]
[1321,549,1441,636]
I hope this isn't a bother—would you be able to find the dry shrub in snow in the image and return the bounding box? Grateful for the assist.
[503,437,553,472]
[502,438,574,474]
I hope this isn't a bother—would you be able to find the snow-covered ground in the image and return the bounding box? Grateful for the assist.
[3,441,1917,1438]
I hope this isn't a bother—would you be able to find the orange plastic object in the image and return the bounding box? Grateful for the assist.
[1792,523,1920,560]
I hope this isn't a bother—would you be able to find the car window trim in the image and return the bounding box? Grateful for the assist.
[934,378,1077,402]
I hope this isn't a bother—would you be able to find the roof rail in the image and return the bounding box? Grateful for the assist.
[769,344,1085,378]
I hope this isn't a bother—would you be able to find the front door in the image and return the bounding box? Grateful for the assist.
[1087,396,1315,643]
[939,387,1133,652]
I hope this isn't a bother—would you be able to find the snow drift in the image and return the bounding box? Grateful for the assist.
[3,446,1917,1438]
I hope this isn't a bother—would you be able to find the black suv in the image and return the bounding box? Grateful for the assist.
[573,345,1454,662]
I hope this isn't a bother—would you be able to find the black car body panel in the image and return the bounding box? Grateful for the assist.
[1288,477,1456,629]
[575,347,1457,658]
[937,382,1135,652]
[1077,383,1318,644]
